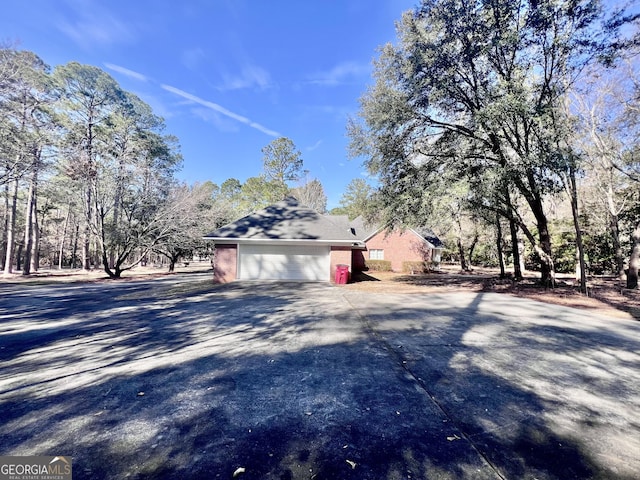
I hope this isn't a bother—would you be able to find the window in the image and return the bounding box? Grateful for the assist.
[369,249,384,260]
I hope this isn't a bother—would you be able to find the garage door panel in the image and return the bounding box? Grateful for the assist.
[239,244,330,281]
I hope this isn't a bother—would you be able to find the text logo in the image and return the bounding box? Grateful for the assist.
[0,456,72,480]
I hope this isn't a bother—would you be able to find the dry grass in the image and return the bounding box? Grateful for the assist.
[0,261,213,284]
[3,262,637,321]
[345,265,640,321]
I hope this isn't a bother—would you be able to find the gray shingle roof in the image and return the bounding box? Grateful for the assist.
[412,228,445,248]
[204,197,363,242]
[204,197,444,248]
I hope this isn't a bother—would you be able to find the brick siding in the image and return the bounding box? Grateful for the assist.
[365,229,433,272]
[213,244,237,283]
[330,246,352,283]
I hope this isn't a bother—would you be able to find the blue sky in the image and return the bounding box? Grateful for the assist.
[1,0,416,209]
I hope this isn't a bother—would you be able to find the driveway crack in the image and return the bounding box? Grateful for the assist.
[341,292,507,480]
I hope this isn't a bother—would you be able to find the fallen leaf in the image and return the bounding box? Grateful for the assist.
[137,392,145,397]
[233,467,246,477]
[346,460,356,469]
[447,434,461,441]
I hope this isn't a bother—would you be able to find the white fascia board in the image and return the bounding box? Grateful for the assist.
[206,237,364,247]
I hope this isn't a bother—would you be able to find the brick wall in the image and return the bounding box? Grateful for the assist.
[365,229,433,272]
[213,244,237,283]
[330,246,352,283]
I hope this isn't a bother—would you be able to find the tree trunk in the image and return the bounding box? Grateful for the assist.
[503,186,523,280]
[1,182,9,270]
[83,120,95,271]
[71,223,79,269]
[3,177,19,274]
[58,204,71,269]
[82,183,92,270]
[31,191,40,272]
[101,250,117,279]
[468,233,478,269]
[509,219,523,280]
[110,159,125,269]
[530,196,555,288]
[567,165,587,294]
[98,205,117,279]
[497,144,553,285]
[457,237,469,271]
[518,240,525,274]
[22,175,36,275]
[16,243,23,271]
[608,208,624,279]
[627,222,640,289]
[496,214,506,278]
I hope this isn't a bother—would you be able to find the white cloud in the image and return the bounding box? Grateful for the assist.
[307,61,370,87]
[306,140,323,151]
[217,65,272,91]
[136,93,174,120]
[191,107,239,133]
[104,63,147,82]
[161,84,280,137]
[57,3,133,47]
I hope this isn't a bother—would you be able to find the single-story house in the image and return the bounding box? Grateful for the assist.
[204,197,443,283]
[356,225,444,273]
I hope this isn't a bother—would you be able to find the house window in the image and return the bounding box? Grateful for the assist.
[369,249,384,260]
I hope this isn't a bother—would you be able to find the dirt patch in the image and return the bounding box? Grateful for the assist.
[345,267,640,321]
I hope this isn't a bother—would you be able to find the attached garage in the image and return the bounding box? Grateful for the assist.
[238,244,330,281]
[204,197,368,283]
[204,198,443,283]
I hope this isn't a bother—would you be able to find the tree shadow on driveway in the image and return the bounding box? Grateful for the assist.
[345,291,640,479]
[1,280,639,479]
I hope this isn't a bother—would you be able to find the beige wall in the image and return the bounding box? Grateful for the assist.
[213,244,237,283]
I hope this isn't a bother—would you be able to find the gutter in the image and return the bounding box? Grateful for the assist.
[203,237,366,248]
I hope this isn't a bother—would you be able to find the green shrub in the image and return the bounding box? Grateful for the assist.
[365,260,392,271]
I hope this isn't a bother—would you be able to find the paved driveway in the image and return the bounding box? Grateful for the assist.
[1,275,639,479]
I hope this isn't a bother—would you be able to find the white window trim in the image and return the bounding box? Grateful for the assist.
[369,249,384,260]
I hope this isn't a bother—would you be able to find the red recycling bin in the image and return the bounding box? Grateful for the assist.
[335,264,349,284]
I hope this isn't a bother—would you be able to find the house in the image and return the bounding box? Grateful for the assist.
[356,226,444,273]
[204,197,443,283]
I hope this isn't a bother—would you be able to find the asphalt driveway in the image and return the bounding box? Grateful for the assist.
[1,274,639,479]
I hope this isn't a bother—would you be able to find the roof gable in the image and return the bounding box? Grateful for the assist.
[204,198,443,248]
[363,225,444,249]
[411,228,445,249]
[204,197,361,242]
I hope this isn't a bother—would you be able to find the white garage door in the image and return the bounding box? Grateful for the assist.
[239,244,330,281]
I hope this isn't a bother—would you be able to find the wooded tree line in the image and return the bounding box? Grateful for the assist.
[0,47,198,277]
[348,0,640,290]
[0,46,328,278]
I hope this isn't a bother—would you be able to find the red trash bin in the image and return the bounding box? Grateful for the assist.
[335,264,349,284]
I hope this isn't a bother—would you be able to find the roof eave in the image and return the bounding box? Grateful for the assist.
[204,237,364,247]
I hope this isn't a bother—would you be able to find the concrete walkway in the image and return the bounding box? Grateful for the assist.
[1,276,639,479]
